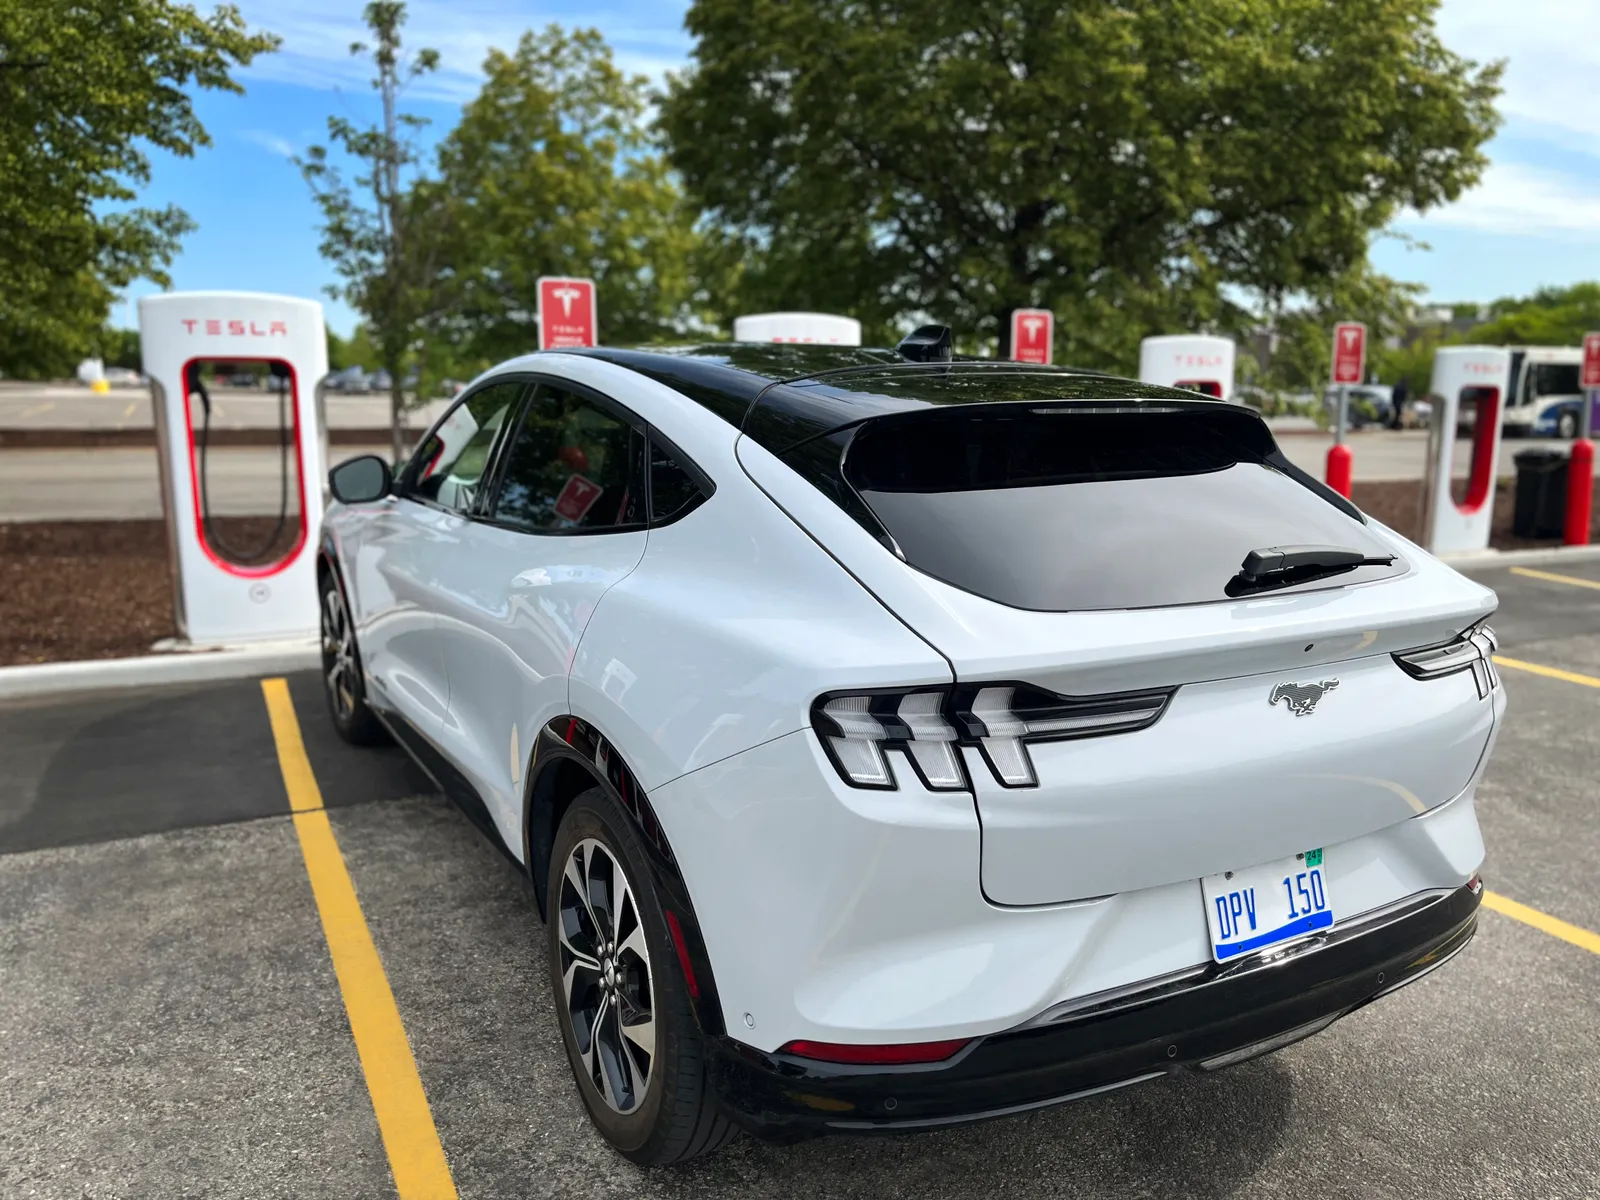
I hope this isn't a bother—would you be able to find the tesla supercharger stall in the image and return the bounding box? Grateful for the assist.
[732,312,862,345]
[139,291,330,647]
[1138,335,1237,403]
[1420,345,1511,556]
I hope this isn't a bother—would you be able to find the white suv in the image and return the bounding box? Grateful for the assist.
[319,332,1501,1164]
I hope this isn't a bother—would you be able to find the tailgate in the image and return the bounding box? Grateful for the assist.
[973,650,1497,905]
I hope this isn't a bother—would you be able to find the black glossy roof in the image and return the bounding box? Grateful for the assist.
[568,344,1221,454]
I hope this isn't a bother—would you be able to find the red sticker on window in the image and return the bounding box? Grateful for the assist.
[553,474,604,522]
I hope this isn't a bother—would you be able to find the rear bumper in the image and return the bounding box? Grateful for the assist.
[707,879,1481,1137]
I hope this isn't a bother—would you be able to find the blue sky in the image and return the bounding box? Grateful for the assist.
[116,0,1600,335]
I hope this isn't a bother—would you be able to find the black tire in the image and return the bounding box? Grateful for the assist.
[547,786,738,1165]
[1558,410,1580,440]
[318,567,386,746]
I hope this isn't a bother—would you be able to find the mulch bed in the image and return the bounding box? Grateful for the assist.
[4,482,1598,666]
[0,518,291,666]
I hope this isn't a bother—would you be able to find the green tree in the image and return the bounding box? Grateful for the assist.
[429,26,700,365]
[0,1,277,377]
[660,0,1502,368]
[1466,283,1600,348]
[298,1,441,462]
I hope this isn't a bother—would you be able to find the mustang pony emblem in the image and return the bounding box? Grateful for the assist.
[1270,680,1340,716]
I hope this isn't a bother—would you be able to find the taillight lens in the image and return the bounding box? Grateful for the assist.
[812,683,1174,791]
[1394,623,1499,700]
[815,690,966,791]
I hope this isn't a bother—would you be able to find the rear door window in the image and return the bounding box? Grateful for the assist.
[490,382,646,533]
[841,405,1403,611]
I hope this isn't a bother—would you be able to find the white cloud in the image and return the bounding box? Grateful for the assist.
[234,1,690,103]
[240,129,296,158]
[1397,161,1600,240]
[1436,0,1600,140]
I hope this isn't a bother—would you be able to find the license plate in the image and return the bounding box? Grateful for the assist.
[1201,849,1333,962]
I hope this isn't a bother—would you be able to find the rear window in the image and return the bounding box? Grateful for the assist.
[838,405,1403,611]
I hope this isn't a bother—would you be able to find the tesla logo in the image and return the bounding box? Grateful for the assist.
[553,474,604,522]
[1010,307,1053,364]
[537,276,598,350]
[1463,362,1500,374]
[181,319,289,337]
[550,286,582,317]
[1340,328,1360,350]
[1270,680,1339,716]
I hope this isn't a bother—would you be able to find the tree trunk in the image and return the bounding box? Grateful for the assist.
[389,383,405,466]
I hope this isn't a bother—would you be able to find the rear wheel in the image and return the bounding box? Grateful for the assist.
[319,569,385,746]
[547,786,737,1164]
[1558,410,1580,440]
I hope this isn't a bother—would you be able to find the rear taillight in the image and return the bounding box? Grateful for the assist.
[812,683,1174,792]
[814,690,966,791]
[1394,623,1499,700]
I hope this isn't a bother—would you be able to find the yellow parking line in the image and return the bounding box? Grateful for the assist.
[1483,890,1600,957]
[1493,655,1600,689]
[1509,566,1600,591]
[261,678,458,1200]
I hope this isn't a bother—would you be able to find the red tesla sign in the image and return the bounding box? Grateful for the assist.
[1331,322,1366,384]
[537,277,598,350]
[1010,308,1054,365]
[1583,332,1600,390]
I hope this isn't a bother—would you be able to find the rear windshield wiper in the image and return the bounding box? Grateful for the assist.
[1227,544,1396,597]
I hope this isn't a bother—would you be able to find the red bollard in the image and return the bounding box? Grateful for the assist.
[1565,437,1594,545]
[1325,443,1353,499]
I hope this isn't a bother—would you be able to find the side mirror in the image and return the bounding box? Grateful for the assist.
[329,454,392,505]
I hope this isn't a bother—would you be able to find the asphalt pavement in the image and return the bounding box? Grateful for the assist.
[1,564,1598,1198]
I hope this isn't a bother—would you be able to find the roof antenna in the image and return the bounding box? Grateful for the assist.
[896,324,953,363]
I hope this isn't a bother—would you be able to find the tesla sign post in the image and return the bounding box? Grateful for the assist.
[1583,331,1600,439]
[1326,322,1366,499]
[537,276,598,350]
[1010,308,1054,365]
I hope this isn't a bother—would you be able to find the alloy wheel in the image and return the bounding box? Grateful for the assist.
[557,838,656,1114]
[321,584,357,720]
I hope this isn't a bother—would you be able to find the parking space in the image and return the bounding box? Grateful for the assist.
[3,565,1600,1198]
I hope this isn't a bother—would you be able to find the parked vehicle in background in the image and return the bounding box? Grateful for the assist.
[1322,384,1393,428]
[227,369,261,388]
[326,366,372,393]
[369,369,393,392]
[103,367,144,388]
[1501,346,1583,437]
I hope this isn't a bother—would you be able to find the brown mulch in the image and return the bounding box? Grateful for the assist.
[4,480,1598,666]
[0,518,296,666]
[1352,476,1600,552]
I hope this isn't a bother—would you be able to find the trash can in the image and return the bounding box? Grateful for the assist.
[1513,448,1568,539]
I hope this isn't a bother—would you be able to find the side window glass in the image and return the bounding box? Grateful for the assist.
[407,382,521,514]
[492,383,646,533]
[649,439,707,523]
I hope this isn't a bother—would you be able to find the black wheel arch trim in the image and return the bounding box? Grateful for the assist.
[524,716,727,1037]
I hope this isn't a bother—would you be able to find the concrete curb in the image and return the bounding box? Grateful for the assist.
[0,640,321,701]
[1442,544,1600,570]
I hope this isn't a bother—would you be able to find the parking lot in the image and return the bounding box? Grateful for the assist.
[2,563,1598,1199]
